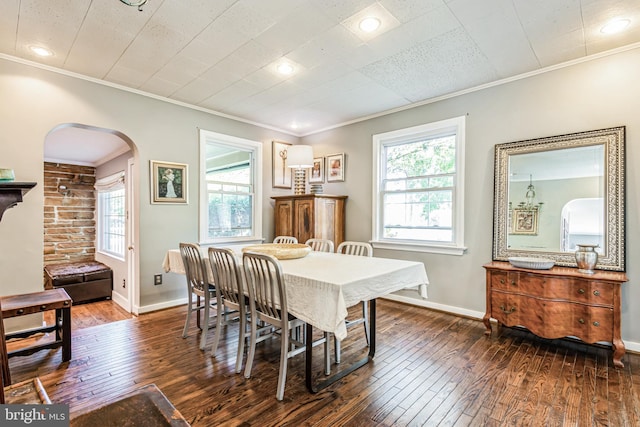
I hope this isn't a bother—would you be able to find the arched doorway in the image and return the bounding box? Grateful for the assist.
[43,123,139,314]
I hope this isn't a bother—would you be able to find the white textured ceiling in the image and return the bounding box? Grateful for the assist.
[3,0,640,141]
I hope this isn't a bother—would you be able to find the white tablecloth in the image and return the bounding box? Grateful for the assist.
[163,249,429,340]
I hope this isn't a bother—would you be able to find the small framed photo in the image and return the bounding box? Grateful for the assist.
[309,157,325,183]
[511,209,538,235]
[150,160,188,204]
[272,140,292,189]
[326,153,345,182]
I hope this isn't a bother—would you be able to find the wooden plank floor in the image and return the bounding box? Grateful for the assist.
[7,299,640,426]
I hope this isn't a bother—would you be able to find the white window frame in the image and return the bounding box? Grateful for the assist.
[371,116,467,255]
[199,129,263,245]
[96,172,126,260]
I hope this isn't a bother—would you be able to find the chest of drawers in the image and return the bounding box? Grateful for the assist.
[483,261,628,367]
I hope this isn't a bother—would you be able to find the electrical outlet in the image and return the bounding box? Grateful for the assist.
[154,274,162,285]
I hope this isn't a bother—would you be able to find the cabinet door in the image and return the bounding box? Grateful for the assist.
[274,200,294,237]
[314,198,336,242]
[293,199,314,243]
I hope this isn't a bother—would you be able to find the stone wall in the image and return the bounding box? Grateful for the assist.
[43,162,96,265]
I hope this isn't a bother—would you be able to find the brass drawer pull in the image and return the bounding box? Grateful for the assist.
[578,288,585,294]
[17,309,24,315]
[40,305,47,310]
[593,321,600,327]
[511,281,517,287]
[593,290,600,296]
[500,279,505,284]
[579,318,585,324]
[499,305,516,314]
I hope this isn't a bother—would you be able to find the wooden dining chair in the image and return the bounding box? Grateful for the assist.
[242,251,328,400]
[334,241,373,363]
[273,235,298,244]
[207,247,249,372]
[179,243,219,351]
[305,238,334,253]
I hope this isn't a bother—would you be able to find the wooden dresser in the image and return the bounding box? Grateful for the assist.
[483,261,628,367]
[272,194,346,247]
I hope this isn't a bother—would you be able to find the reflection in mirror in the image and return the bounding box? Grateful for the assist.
[493,127,625,271]
[507,145,604,253]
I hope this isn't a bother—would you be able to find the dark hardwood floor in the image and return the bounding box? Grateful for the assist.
[7,299,640,426]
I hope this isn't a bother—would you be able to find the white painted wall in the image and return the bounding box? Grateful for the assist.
[301,47,640,346]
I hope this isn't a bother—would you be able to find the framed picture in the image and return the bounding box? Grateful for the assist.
[511,209,538,235]
[309,157,324,183]
[150,160,188,204]
[272,140,292,189]
[326,153,345,182]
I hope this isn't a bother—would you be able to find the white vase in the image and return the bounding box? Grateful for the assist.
[575,244,598,274]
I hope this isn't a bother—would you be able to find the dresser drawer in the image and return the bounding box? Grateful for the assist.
[490,271,614,305]
[490,292,614,343]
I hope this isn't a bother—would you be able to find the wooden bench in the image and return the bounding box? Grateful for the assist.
[1,288,72,386]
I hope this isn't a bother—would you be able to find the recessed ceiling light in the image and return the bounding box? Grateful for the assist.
[30,46,53,57]
[342,4,400,41]
[277,63,294,75]
[359,17,381,33]
[601,18,630,34]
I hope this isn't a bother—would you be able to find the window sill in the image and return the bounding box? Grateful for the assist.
[96,251,125,262]
[370,240,467,256]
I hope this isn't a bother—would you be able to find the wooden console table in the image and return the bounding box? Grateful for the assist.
[483,261,628,368]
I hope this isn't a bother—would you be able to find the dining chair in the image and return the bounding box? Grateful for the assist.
[179,243,219,351]
[273,235,298,244]
[207,247,249,373]
[334,241,373,363]
[305,238,334,253]
[242,251,328,400]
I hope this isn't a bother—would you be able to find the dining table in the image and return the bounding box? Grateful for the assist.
[162,246,429,393]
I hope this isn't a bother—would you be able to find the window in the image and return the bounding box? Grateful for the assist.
[96,172,126,259]
[199,129,262,244]
[372,116,466,255]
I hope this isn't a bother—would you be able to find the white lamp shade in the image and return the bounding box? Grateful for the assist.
[287,145,314,168]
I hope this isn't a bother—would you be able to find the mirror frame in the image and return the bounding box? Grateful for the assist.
[492,126,625,271]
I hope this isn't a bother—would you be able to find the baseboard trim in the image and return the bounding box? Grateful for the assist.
[137,297,187,314]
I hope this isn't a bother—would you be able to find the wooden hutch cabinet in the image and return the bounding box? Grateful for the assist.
[483,261,628,368]
[271,194,347,247]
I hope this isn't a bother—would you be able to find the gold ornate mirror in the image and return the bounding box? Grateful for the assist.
[492,126,625,271]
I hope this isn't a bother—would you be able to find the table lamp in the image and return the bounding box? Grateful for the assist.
[287,145,314,195]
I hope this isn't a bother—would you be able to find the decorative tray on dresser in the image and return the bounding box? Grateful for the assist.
[483,261,628,368]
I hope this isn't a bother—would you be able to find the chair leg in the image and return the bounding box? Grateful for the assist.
[196,295,202,330]
[276,329,289,401]
[234,309,247,374]
[199,300,210,350]
[334,335,341,364]
[362,301,370,346]
[244,318,258,378]
[210,302,224,357]
[182,294,192,338]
